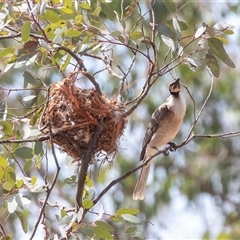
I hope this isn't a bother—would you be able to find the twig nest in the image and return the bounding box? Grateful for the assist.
[39,75,127,161]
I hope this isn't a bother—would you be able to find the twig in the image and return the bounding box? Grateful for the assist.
[75,126,102,211]
[29,123,60,240]
[183,76,214,144]
[181,82,196,120]
[26,0,51,43]
[0,135,49,144]
[92,145,172,206]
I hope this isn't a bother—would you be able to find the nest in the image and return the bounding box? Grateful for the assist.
[39,75,127,161]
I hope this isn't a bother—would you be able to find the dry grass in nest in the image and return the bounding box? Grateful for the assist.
[39,75,127,161]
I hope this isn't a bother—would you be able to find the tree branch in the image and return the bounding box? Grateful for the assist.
[75,126,102,211]
[29,123,60,240]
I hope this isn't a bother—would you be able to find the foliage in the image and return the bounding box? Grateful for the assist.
[0,0,239,239]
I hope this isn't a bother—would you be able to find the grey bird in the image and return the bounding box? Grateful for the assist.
[133,78,186,200]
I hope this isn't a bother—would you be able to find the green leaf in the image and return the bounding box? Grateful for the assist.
[6,166,16,185]
[65,29,82,37]
[0,47,15,58]
[22,95,37,103]
[172,18,181,40]
[161,35,178,52]
[208,37,235,68]
[224,29,234,35]
[3,181,14,191]
[15,147,33,159]
[82,199,93,209]
[121,214,141,224]
[115,208,139,216]
[80,3,91,10]
[7,196,18,213]
[156,23,175,39]
[0,121,13,136]
[44,9,60,23]
[163,0,176,13]
[34,141,43,155]
[16,211,28,233]
[125,226,137,234]
[21,21,31,43]
[31,176,37,186]
[23,71,36,85]
[129,31,143,40]
[206,53,219,77]
[94,6,102,16]
[95,220,114,232]
[216,36,228,44]
[100,2,115,21]
[92,226,113,240]
[23,160,32,172]
[195,25,206,38]
[0,156,7,167]
[111,31,121,37]
[16,179,24,188]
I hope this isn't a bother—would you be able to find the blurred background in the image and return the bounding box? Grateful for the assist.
[1,1,240,239]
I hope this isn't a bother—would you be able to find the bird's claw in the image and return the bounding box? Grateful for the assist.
[162,149,169,156]
[167,142,177,152]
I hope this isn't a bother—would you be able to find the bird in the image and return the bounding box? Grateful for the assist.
[133,78,186,200]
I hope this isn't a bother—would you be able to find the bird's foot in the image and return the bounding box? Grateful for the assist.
[152,146,169,156]
[167,142,177,152]
[162,148,169,156]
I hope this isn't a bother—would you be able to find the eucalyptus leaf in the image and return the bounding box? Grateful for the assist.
[121,214,141,224]
[129,31,143,40]
[92,226,113,240]
[208,37,235,68]
[22,95,37,103]
[172,18,181,40]
[7,196,18,213]
[34,141,43,155]
[15,211,28,233]
[163,0,176,13]
[195,25,206,38]
[15,147,33,159]
[156,23,175,39]
[21,21,31,43]
[206,53,219,77]
[82,199,93,209]
[115,208,139,216]
[3,181,14,192]
[161,35,178,52]
[0,47,15,58]
[95,220,114,232]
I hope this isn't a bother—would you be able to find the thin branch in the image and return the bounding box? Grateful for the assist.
[181,82,196,120]
[29,123,60,240]
[0,136,49,144]
[75,126,102,211]
[93,145,173,206]
[26,0,51,43]
[183,76,214,144]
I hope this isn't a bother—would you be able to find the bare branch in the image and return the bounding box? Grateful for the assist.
[75,126,102,211]
[183,76,214,144]
[30,123,60,240]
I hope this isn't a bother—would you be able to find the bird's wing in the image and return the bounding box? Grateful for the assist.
[140,103,168,161]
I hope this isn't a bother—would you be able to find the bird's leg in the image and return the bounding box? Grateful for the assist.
[152,146,169,156]
[167,142,177,152]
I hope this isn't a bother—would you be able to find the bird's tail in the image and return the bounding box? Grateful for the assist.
[133,164,150,200]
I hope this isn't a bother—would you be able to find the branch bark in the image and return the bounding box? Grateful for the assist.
[75,126,102,211]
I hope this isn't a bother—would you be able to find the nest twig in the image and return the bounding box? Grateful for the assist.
[39,74,127,161]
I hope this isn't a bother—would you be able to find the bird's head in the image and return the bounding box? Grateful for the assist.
[169,78,181,95]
